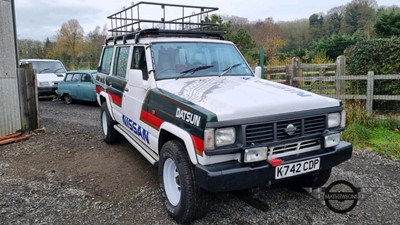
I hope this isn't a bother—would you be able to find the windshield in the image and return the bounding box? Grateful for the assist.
[152,42,253,80]
[28,61,66,73]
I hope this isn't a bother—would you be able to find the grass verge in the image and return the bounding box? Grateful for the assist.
[343,123,400,159]
[342,102,400,159]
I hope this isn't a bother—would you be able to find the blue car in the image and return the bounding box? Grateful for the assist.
[56,70,97,104]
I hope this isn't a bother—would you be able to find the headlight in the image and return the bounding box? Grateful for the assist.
[204,127,236,150]
[215,127,236,147]
[328,112,341,128]
[39,81,50,87]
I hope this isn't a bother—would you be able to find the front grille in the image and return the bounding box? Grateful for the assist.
[276,119,301,139]
[304,116,326,134]
[245,123,274,144]
[267,139,321,159]
[245,115,326,146]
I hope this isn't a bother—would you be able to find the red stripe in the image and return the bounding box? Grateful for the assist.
[108,92,122,107]
[95,85,121,106]
[95,85,103,94]
[191,135,204,154]
[140,110,164,129]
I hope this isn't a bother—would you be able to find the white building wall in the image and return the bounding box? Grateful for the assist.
[0,0,22,136]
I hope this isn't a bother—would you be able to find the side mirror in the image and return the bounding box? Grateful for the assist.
[127,69,149,89]
[254,66,262,79]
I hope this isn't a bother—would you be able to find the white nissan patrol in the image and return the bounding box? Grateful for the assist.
[96,2,352,223]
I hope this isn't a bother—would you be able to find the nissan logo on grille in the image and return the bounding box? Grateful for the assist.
[285,124,297,136]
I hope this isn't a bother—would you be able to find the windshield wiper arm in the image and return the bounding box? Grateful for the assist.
[54,67,64,73]
[176,65,214,80]
[219,63,242,77]
[39,68,50,73]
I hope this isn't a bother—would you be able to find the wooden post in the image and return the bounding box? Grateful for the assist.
[266,65,271,80]
[335,56,346,97]
[18,63,40,131]
[285,65,291,85]
[291,57,300,87]
[318,67,325,94]
[366,71,374,116]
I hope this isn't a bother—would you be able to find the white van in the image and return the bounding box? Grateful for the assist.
[20,59,67,96]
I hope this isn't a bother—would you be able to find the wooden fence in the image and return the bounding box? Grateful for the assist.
[265,56,400,116]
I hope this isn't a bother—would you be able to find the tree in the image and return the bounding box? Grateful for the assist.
[83,26,107,69]
[18,39,44,59]
[312,34,357,60]
[325,6,346,35]
[204,14,225,31]
[309,13,325,40]
[341,0,377,38]
[278,19,310,51]
[43,37,56,59]
[374,8,400,37]
[221,15,249,30]
[249,18,287,63]
[55,19,85,69]
[205,14,256,62]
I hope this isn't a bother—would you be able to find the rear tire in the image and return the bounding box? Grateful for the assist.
[101,102,121,144]
[285,168,332,189]
[159,140,209,223]
[63,94,72,104]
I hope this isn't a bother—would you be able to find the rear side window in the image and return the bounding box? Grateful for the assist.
[72,74,81,82]
[81,74,92,82]
[65,74,73,81]
[113,46,130,78]
[99,47,114,74]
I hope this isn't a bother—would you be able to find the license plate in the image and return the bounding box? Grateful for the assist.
[275,158,320,179]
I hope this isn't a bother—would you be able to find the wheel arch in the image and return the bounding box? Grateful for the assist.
[98,92,116,121]
[60,91,71,96]
[159,122,198,165]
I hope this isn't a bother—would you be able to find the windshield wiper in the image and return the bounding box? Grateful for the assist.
[39,68,50,73]
[219,63,242,77]
[176,65,214,80]
[54,67,65,73]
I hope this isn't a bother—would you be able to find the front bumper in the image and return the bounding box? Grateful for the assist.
[195,141,352,192]
[38,86,57,96]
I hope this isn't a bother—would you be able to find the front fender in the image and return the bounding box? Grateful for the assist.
[98,91,116,121]
[159,122,198,165]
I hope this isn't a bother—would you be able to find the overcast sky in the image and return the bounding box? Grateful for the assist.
[15,0,400,41]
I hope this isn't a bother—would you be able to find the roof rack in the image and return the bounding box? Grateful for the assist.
[107,1,219,36]
[106,28,225,45]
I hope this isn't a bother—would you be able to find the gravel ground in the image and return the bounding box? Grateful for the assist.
[0,100,399,224]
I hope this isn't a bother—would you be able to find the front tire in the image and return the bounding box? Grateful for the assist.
[159,140,209,223]
[101,102,121,144]
[63,94,72,104]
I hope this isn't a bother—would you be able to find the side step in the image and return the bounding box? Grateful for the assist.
[114,124,159,166]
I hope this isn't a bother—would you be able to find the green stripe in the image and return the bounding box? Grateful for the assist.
[107,76,127,98]
[143,88,218,138]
